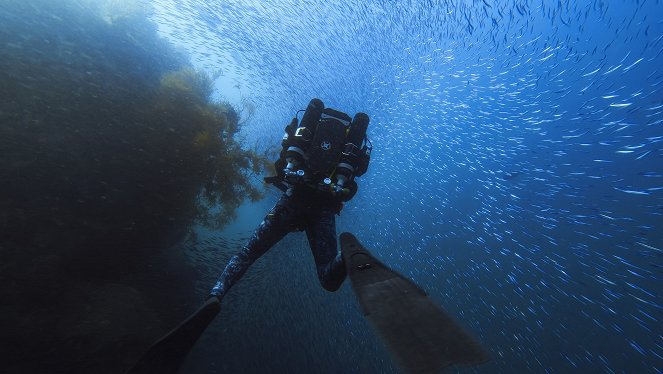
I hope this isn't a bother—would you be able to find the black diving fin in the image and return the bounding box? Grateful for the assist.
[127,297,221,374]
[340,232,490,373]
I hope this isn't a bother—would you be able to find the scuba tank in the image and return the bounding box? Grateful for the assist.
[284,98,324,180]
[274,117,298,180]
[334,112,370,190]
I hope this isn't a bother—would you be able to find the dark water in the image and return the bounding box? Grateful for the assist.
[2,0,662,373]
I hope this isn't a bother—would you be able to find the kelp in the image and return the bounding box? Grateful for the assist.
[0,1,264,251]
[132,67,267,231]
[0,1,266,373]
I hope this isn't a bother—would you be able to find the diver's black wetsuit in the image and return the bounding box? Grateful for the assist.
[208,185,346,301]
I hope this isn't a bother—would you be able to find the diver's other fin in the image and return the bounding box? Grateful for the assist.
[127,297,221,374]
[340,232,489,374]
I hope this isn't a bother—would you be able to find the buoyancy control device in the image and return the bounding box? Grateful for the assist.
[267,98,371,201]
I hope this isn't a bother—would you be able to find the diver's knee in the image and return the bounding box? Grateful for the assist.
[321,281,342,292]
[319,272,346,292]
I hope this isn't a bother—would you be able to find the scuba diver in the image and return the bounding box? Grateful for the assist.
[207,98,372,302]
[129,99,488,374]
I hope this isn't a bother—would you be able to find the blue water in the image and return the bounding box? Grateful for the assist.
[2,0,661,373]
[152,1,663,373]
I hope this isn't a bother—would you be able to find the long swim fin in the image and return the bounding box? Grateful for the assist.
[127,297,221,374]
[340,232,489,373]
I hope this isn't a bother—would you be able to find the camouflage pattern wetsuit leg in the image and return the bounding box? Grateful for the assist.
[208,188,347,301]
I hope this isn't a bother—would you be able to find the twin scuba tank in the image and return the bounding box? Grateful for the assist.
[279,98,371,197]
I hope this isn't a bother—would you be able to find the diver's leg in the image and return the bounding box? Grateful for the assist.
[208,195,297,301]
[305,207,346,292]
